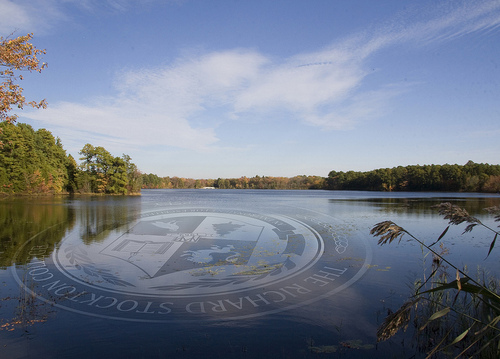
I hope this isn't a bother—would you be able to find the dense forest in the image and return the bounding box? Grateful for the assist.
[141,161,500,193]
[141,173,326,190]
[326,162,500,192]
[0,121,141,195]
[2,122,500,195]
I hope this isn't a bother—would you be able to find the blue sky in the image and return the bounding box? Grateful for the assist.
[2,0,499,178]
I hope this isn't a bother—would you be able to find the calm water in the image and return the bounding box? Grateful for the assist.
[1,189,499,358]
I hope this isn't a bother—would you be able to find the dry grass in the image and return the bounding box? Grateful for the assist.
[372,202,500,358]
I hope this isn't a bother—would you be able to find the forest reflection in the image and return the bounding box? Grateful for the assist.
[329,196,500,216]
[0,197,75,267]
[74,196,142,244]
[0,195,142,266]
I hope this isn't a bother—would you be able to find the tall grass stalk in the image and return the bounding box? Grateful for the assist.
[372,203,500,358]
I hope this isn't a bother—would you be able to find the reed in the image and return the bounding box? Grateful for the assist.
[372,203,500,358]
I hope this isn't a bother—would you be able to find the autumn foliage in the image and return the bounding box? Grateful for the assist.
[0,33,47,124]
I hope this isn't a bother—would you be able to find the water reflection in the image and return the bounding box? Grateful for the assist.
[1,190,499,359]
[72,196,142,244]
[330,195,500,216]
[0,197,75,267]
[0,196,142,266]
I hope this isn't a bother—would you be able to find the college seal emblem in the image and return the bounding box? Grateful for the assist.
[13,207,371,322]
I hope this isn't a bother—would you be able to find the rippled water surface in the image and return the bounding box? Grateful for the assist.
[1,189,499,358]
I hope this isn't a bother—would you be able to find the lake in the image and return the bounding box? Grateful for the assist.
[1,189,499,358]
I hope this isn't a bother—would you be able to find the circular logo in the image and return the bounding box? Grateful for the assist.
[13,208,371,322]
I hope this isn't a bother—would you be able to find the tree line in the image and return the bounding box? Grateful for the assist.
[141,161,500,193]
[0,121,141,195]
[3,121,499,195]
[326,161,500,192]
[141,173,326,190]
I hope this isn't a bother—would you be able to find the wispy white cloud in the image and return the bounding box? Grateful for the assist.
[0,0,167,34]
[0,1,30,33]
[27,99,219,151]
[26,45,376,150]
[16,0,500,156]
[302,85,408,131]
[375,0,500,46]
[0,0,68,34]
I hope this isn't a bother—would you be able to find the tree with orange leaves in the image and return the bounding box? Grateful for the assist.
[1,33,47,124]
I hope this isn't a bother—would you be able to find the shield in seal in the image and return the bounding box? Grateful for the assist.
[100,215,266,278]
[54,209,320,297]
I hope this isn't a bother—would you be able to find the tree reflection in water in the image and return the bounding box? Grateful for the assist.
[1,191,500,358]
[0,195,141,335]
